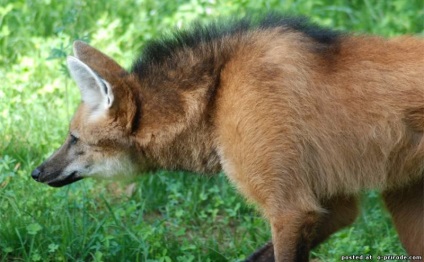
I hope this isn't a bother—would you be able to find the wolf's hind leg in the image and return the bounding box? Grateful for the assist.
[383,178,423,256]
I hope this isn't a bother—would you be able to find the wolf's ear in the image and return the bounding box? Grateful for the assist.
[72,41,126,76]
[67,56,114,110]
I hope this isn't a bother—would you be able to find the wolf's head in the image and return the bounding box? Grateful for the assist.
[31,41,142,187]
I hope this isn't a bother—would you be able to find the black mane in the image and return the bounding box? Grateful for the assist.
[131,13,340,75]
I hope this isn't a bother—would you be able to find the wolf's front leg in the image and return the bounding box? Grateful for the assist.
[268,210,320,261]
[218,155,321,261]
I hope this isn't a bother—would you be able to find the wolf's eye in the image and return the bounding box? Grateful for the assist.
[70,134,78,145]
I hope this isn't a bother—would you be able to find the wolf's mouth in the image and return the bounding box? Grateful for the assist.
[47,172,84,187]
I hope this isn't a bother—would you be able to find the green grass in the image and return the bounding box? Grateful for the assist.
[0,0,423,261]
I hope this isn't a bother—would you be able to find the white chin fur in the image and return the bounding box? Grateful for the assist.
[88,155,137,179]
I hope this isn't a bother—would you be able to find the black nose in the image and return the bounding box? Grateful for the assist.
[31,168,42,181]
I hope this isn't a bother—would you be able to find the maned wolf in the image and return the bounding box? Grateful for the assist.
[32,14,424,261]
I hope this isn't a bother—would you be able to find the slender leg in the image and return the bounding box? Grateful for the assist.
[269,210,320,262]
[245,195,359,262]
[383,178,423,256]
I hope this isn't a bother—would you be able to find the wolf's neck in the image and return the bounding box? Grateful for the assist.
[130,38,237,174]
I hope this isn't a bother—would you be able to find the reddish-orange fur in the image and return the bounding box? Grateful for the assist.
[33,21,423,261]
[216,33,423,260]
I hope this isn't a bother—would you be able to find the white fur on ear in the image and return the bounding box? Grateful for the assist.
[67,56,114,111]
